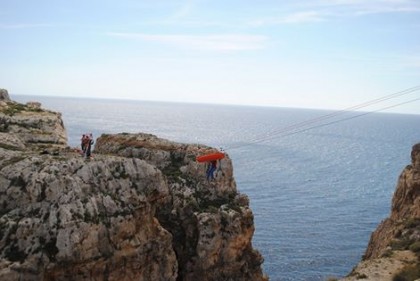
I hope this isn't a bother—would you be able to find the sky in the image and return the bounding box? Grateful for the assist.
[1,0,419,114]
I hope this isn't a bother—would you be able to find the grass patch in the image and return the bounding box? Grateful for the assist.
[0,102,45,116]
[1,103,27,116]
[404,218,420,229]
[409,241,420,253]
[391,218,420,253]
[391,239,415,251]
[162,152,185,181]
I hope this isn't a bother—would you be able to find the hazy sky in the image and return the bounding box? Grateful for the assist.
[1,0,419,113]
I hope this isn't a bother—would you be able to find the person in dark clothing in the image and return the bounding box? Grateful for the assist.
[206,160,217,181]
[82,133,94,158]
[81,134,87,152]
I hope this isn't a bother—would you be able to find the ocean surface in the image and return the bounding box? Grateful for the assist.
[15,95,420,281]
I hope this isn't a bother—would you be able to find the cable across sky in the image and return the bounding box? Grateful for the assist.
[226,85,420,150]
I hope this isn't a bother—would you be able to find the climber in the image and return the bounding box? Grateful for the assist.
[206,160,218,181]
[196,151,225,181]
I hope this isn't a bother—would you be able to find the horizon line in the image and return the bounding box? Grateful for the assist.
[11,92,420,117]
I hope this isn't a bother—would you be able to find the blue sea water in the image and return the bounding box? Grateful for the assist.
[15,95,420,280]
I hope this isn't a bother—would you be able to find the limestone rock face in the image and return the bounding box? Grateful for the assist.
[95,133,267,281]
[341,143,420,280]
[364,143,420,259]
[0,94,267,280]
[0,89,10,102]
[0,98,67,148]
[0,154,177,281]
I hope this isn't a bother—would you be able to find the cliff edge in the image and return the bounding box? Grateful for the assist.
[341,144,420,281]
[0,95,267,280]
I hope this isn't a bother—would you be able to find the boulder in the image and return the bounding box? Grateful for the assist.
[0,89,10,102]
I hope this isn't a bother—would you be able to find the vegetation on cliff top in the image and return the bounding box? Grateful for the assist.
[0,101,44,116]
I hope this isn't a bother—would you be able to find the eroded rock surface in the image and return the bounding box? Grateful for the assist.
[0,94,267,281]
[95,133,266,281]
[341,143,420,281]
[0,89,10,102]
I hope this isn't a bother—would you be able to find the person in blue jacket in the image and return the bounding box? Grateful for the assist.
[206,160,217,181]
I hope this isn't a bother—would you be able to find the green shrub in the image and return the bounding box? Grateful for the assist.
[382,249,394,258]
[1,103,26,116]
[404,218,420,229]
[391,239,415,251]
[393,264,420,281]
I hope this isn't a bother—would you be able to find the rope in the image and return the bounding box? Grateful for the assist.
[225,85,420,150]
[245,96,420,146]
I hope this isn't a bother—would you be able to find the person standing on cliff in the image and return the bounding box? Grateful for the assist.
[82,133,94,159]
[206,160,217,181]
[81,134,87,152]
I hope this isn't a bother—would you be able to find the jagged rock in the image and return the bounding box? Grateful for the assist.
[0,98,267,280]
[412,143,420,170]
[364,143,420,259]
[0,99,67,148]
[0,153,177,281]
[26,101,42,110]
[0,89,10,102]
[341,143,420,281]
[0,132,26,150]
[95,133,267,281]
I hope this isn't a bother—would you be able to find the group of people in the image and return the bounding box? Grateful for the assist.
[79,132,222,180]
[81,133,94,159]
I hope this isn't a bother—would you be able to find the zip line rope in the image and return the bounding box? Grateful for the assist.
[225,85,420,151]
[240,96,420,147]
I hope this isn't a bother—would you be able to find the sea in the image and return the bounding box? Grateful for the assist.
[14,95,420,281]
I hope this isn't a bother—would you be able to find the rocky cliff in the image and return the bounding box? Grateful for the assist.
[341,144,420,281]
[0,96,267,280]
